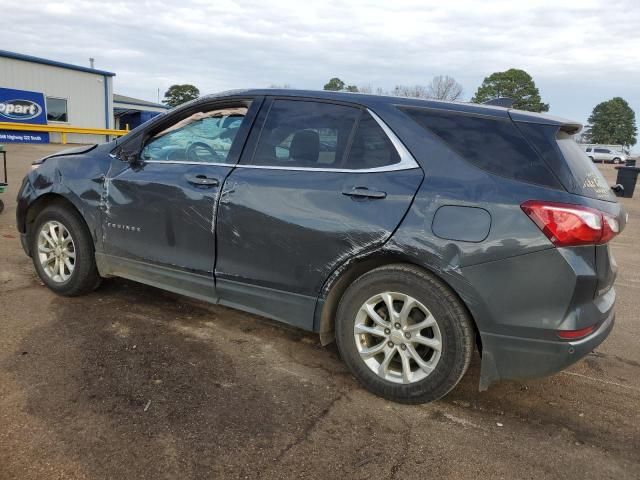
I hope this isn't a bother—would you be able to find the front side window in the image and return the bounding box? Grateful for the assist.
[141,107,247,163]
[46,97,68,122]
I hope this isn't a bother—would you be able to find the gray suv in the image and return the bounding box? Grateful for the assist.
[16,90,624,403]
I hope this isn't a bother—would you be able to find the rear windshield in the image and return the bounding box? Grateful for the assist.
[556,131,615,201]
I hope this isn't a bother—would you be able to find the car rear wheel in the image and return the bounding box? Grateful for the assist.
[613,157,621,164]
[31,204,101,296]
[335,264,474,404]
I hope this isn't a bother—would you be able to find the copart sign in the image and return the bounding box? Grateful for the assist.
[0,87,49,143]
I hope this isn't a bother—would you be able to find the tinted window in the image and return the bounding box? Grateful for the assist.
[595,148,609,153]
[403,108,559,187]
[141,107,247,163]
[249,100,359,168]
[346,112,400,169]
[46,97,68,122]
[556,132,615,201]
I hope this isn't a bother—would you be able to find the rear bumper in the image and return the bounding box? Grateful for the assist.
[478,307,615,390]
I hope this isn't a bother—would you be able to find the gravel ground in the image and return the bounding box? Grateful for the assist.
[0,144,639,479]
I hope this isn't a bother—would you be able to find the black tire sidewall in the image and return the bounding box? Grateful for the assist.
[31,204,98,296]
[335,265,473,403]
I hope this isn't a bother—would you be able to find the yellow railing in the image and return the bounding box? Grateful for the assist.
[0,121,129,144]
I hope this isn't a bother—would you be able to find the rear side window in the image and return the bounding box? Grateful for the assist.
[248,100,402,170]
[402,108,560,188]
[249,100,359,168]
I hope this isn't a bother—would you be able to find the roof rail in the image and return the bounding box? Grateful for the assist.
[483,97,514,108]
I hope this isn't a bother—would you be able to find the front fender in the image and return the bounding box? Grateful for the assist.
[15,152,111,251]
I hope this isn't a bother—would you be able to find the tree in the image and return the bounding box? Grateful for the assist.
[426,75,463,101]
[162,84,200,107]
[392,85,429,99]
[471,69,549,112]
[324,77,345,91]
[323,77,358,92]
[358,85,387,95]
[588,97,637,147]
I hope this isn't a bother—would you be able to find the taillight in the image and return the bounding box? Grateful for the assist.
[521,200,619,247]
[557,324,596,340]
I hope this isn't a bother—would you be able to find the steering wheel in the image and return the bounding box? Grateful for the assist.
[186,142,219,162]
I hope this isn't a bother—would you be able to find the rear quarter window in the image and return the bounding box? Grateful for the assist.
[402,108,561,188]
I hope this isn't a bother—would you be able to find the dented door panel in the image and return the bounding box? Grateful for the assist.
[215,167,424,301]
[102,162,234,277]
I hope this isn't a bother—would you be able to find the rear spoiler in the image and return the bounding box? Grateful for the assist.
[508,110,583,135]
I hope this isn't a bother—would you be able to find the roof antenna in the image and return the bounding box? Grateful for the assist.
[89,57,95,69]
[483,97,514,108]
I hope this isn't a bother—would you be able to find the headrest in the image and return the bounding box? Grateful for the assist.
[289,130,320,165]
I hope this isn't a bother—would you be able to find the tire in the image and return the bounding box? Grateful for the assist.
[31,203,101,296]
[0,198,4,214]
[588,156,595,162]
[335,264,474,404]
[613,158,621,164]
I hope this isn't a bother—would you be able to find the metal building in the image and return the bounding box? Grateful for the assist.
[0,50,167,144]
[114,94,168,130]
[0,49,114,144]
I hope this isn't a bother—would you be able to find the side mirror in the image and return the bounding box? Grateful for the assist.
[118,149,140,164]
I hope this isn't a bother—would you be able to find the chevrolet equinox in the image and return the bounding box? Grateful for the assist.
[16,90,624,403]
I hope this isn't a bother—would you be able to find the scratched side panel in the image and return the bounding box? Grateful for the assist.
[16,142,117,246]
[102,162,234,277]
[216,168,423,299]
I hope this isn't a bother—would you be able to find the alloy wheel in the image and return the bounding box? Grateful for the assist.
[354,292,442,384]
[37,220,76,283]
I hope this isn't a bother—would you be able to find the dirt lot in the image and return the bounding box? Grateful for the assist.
[0,143,639,479]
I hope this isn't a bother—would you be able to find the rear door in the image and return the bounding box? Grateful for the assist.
[215,98,423,329]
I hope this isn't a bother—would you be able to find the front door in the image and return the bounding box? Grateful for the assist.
[215,98,424,327]
[102,99,259,301]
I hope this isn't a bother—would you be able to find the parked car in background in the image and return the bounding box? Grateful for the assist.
[585,146,627,164]
[16,89,624,404]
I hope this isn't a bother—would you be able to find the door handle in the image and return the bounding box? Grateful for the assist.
[185,174,219,187]
[342,186,387,199]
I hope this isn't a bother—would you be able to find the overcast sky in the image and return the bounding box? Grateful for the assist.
[2,0,639,128]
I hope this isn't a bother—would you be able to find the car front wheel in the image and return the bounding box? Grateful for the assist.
[31,204,101,296]
[335,264,474,404]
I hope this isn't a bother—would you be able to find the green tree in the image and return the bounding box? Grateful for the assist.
[472,69,549,112]
[323,78,358,92]
[162,84,200,107]
[323,77,345,91]
[588,97,637,147]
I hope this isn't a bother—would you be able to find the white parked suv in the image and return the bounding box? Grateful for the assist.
[585,147,627,164]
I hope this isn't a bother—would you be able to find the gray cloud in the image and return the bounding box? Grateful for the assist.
[2,0,639,134]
